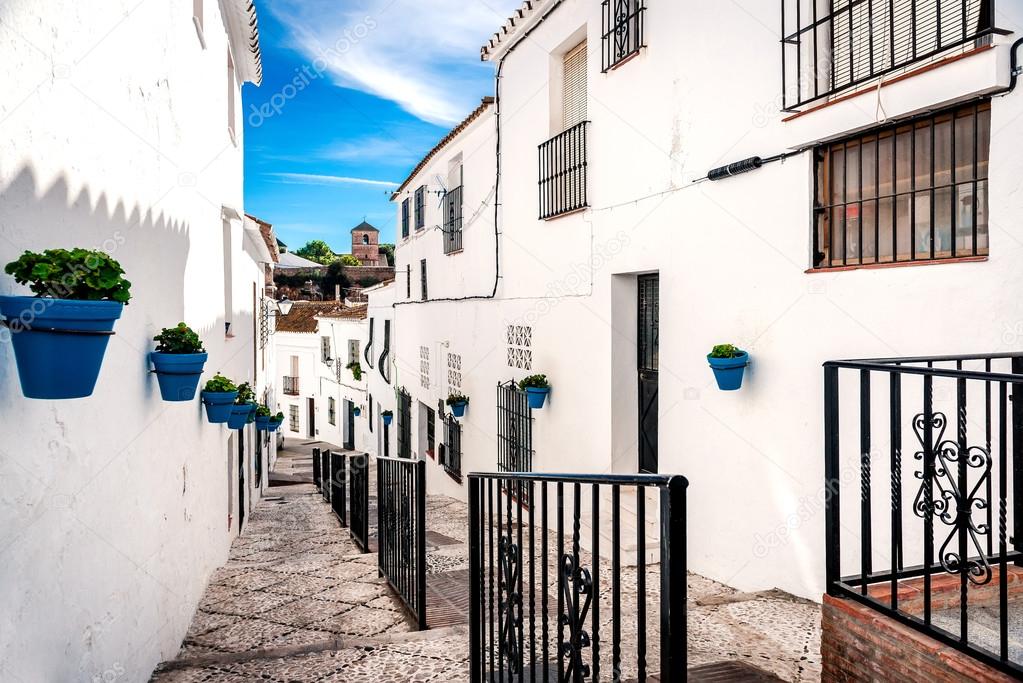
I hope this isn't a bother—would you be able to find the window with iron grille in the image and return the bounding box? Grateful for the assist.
[442,414,462,479]
[397,387,412,459]
[497,380,533,476]
[443,185,463,253]
[320,336,331,363]
[406,264,411,298]
[328,397,336,425]
[540,42,589,220]
[414,186,426,230]
[401,198,410,239]
[420,259,428,301]
[426,406,436,457]
[379,320,391,384]
[289,405,299,432]
[814,100,989,268]
[601,0,645,72]
[781,0,998,110]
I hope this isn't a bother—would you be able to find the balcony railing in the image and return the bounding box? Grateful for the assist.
[782,0,999,110]
[538,121,589,220]
[283,376,299,395]
[443,184,463,254]
[824,352,1023,677]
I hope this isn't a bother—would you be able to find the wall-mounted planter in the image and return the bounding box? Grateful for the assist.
[382,413,393,426]
[708,351,749,391]
[525,387,549,410]
[255,414,271,431]
[267,417,283,432]
[150,351,208,401]
[201,390,238,423]
[353,407,361,417]
[227,402,255,429]
[450,401,467,418]
[0,296,123,399]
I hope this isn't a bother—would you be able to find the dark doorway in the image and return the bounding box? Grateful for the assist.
[638,274,659,473]
[344,400,355,450]
[307,397,316,438]
[237,430,246,531]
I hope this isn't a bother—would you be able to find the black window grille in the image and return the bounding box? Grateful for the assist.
[283,376,299,396]
[369,393,373,433]
[397,387,412,459]
[401,198,410,239]
[497,379,533,477]
[814,100,990,268]
[379,320,391,384]
[442,414,462,479]
[414,185,426,230]
[443,184,463,254]
[425,405,436,457]
[364,318,375,369]
[289,405,299,432]
[782,0,998,110]
[328,397,336,425]
[320,336,331,363]
[406,264,411,298]
[420,259,428,301]
[601,0,645,71]
[538,121,589,220]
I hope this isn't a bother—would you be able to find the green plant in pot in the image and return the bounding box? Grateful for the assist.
[201,373,238,423]
[1,248,131,399]
[519,374,550,409]
[446,392,469,418]
[707,344,749,391]
[255,404,273,431]
[346,361,363,381]
[266,410,284,432]
[228,382,256,428]
[150,323,207,402]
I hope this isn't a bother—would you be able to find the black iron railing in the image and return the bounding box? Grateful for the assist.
[283,376,299,395]
[330,451,347,527]
[538,121,589,220]
[444,185,463,254]
[320,450,331,503]
[349,452,371,552]
[312,446,322,489]
[824,353,1023,676]
[397,387,412,459]
[601,0,645,72]
[377,455,427,629]
[443,414,462,479]
[467,471,689,682]
[497,381,533,482]
[782,0,999,110]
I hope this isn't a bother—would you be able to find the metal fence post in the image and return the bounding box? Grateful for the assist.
[659,475,688,680]
[416,457,428,630]
[468,476,482,682]
[312,447,321,488]
[824,364,841,594]
[1013,357,1023,558]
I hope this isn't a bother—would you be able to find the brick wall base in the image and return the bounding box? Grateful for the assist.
[821,594,1016,682]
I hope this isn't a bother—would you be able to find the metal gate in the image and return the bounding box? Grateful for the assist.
[344,400,355,450]
[349,452,371,552]
[497,381,533,474]
[638,273,659,473]
[467,471,688,681]
[397,387,412,458]
[320,449,331,503]
[330,451,347,527]
[377,455,427,629]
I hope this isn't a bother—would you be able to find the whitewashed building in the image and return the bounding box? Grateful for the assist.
[385,0,1023,605]
[363,280,398,459]
[0,1,272,680]
[314,308,370,449]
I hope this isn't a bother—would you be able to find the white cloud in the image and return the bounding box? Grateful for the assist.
[268,0,521,125]
[269,172,398,187]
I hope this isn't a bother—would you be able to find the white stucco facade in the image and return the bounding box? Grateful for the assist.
[381,0,1023,603]
[0,1,271,680]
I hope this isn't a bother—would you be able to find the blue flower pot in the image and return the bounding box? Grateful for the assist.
[255,415,271,431]
[0,296,123,399]
[245,403,256,423]
[201,390,238,423]
[382,414,393,426]
[708,351,749,391]
[353,407,361,417]
[227,402,253,429]
[268,418,283,432]
[450,401,467,418]
[150,351,207,401]
[525,387,549,409]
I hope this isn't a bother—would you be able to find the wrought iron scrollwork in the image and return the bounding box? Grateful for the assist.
[912,411,993,585]
[498,535,523,674]
[559,553,593,681]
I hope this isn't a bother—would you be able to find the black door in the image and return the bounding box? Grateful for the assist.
[638,274,659,473]
[254,427,262,489]
[344,400,355,450]
[307,398,316,438]
[238,431,246,531]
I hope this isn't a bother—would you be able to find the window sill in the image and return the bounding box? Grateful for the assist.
[603,48,642,73]
[443,466,462,484]
[805,255,987,274]
[541,205,588,222]
[444,248,464,256]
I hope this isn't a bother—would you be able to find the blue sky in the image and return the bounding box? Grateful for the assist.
[243,0,519,253]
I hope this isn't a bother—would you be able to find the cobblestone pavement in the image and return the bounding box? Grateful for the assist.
[152,454,822,682]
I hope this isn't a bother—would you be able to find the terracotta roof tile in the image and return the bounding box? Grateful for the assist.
[275,302,365,333]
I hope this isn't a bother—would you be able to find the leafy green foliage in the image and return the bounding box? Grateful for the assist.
[518,374,549,390]
[339,254,361,266]
[709,344,744,359]
[273,411,284,422]
[153,322,204,354]
[381,409,393,417]
[446,393,469,406]
[256,405,272,417]
[235,382,255,405]
[294,240,337,265]
[5,248,132,303]
[346,361,363,381]
[378,243,394,267]
[203,373,237,393]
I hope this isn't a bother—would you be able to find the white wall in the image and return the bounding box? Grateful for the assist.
[364,282,398,458]
[0,1,267,680]
[275,331,320,439]
[389,0,1023,602]
[316,314,369,449]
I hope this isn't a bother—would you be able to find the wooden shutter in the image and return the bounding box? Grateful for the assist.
[562,41,588,130]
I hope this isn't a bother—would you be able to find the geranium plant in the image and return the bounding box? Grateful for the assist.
[204,373,237,393]
[518,374,549,391]
[5,248,132,302]
[235,381,255,405]
[153,323,204,354]
[347,361,363,381]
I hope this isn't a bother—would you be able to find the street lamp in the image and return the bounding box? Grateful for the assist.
[277,297,294,316]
